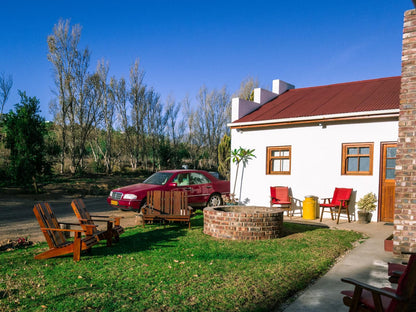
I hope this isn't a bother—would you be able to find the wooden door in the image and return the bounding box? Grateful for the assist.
[379,143,397,222]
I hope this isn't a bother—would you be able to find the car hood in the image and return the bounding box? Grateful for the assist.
[113,183,159,195]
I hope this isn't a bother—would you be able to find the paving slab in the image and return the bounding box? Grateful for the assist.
[280,217,401,312]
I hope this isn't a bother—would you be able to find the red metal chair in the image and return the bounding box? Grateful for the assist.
[319,187,352,224]
[341,253,416,311]
[270,186,302,218]
[388,261,407,284]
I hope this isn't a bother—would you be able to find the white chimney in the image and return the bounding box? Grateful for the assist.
[272,79,295,95]
[253,88,278,105]
[231,79,294,122]
[231,97,262,122]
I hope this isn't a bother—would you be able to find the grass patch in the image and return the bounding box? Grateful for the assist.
[0,212,362,311]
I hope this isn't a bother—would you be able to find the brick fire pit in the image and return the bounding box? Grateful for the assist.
[203,206,284,240]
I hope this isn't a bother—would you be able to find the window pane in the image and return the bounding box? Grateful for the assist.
[272,159,281,172]
[347,147,358,155]
[359,157,370,171]
[387,147,396,158]
[282,150,289,156]
[386,169,395,179]
[359,147,370,155]
[282,159,290,171]
[190,173,210,185]
[386,159,396,169]
[174,173,189,186]
[347,157,358,171]
[272,151,280,157]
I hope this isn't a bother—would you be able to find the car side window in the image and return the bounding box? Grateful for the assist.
[174,173,189,186]
[190,173,210,185]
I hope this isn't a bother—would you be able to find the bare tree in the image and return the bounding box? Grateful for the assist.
[47,19,80,173]
[146,88,165,171]
[96,59,115,173]
[183,95,204,168]
[165,95,181,146]
[196,85,230,167]
[114,77,135,169]
[129,59,147,169]
[0,72,13,117]
[48,19,98,174]
[234,76,259,101]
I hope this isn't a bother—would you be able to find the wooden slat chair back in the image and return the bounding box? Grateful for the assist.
[320,187,353,224]
[143,190,192,228]
[71,198,124,246]
[142,191,163,221]
[35,202,67,248]
[341,253,416,311]
[171,191,188,216]
[33,202,98,261]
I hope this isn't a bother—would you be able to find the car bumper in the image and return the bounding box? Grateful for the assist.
[106,197,142,211]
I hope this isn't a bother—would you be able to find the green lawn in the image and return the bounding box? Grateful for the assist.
[0,213,362,312]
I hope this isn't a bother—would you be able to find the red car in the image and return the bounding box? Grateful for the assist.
[107,169,230,211]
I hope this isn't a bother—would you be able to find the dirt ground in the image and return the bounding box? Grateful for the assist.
[0,193,140,244]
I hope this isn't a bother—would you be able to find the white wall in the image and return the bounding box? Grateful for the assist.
[230,119,398,222]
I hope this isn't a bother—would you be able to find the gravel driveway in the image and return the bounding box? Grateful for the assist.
[0,194,139,243]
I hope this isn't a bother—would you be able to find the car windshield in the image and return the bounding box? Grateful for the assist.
[143,172,173,185]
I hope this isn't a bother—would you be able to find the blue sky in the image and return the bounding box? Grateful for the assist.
[0,0,413,120]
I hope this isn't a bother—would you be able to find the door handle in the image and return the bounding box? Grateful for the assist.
[184,187,192,191]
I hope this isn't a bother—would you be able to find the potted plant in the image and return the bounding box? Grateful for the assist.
[356,192,377,224]
[222,194,238,206]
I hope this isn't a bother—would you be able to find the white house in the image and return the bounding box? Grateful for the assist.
[228,76,400,222]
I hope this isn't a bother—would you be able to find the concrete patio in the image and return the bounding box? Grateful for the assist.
[279,216,401,311]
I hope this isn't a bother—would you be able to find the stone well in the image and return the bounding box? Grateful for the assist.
[203,206,284,240]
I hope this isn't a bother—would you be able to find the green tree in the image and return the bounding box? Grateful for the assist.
[218,134,231,179]
[3,91,49,192]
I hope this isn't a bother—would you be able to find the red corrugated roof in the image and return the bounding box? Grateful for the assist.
[235,76,400,123]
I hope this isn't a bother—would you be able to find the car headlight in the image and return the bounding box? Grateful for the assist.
[123,194,137,200]
[109,191,113,197]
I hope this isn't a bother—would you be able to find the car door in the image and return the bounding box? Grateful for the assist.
[188,172,212,204]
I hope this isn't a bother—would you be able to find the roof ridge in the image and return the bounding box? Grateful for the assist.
[291,76,400,92]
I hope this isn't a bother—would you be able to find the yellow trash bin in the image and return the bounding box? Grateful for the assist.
[303,196,318,220]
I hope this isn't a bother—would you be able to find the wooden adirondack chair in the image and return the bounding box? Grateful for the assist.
[270,186,302,218]
[341,253,416,311]
[319,187,353,224]
[33,202,98,261]
[71,198,124,247]
[142,190,193,228]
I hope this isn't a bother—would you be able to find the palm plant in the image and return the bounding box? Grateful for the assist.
[230,147,256,203]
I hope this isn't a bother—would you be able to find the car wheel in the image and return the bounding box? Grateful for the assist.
[207,193,222,207]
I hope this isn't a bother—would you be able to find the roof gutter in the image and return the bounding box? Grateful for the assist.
[228,109,399,129]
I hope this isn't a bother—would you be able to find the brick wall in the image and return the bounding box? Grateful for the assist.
[395,9,416,254]
[203,206,283,240]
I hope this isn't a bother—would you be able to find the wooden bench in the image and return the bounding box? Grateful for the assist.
[71,198,125,247]
[33,202,98,261]
[142,190,193,229]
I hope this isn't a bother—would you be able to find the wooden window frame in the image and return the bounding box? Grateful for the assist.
[341,142,374,175]
[266,146,291,175]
